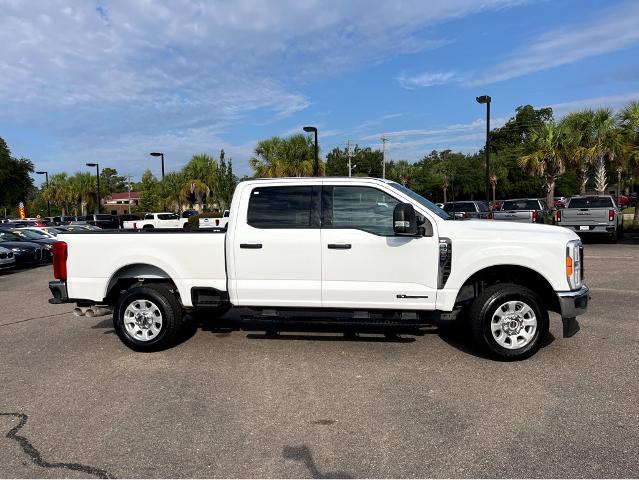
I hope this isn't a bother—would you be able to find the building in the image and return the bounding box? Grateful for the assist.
[104,192,140,215]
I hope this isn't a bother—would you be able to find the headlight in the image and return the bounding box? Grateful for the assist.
[566,239,583,289]
[11,247,25,253]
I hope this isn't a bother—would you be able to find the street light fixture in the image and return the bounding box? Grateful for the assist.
[86,163,100,214]
[476,95,491,204]
[35,171,50,217]
[150,152,165,180]
[302,126,319,177]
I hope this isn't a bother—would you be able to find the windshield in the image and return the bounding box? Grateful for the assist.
[0,230,23,242]
[502,200,540,211]
[568,196,614,208]
[388,182,451,220]
[13,229,43,239]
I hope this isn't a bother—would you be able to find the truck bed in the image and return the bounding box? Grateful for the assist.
[58,230,226,307]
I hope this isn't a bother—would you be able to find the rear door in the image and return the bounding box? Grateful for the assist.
[231,184,322,307]
[321,184,438,310]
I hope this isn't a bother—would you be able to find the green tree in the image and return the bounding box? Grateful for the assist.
[518,123,569,206]
[250,134,323,177]
[0,137,35,214]
[70,172,97,215]
[386,160,415,187]
[159,171,185,212]
[138,169,160,212]
[43,173,74,215]
[619,101,639,228]
[590,108,623,195]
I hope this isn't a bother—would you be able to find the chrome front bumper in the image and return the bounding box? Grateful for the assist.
[557,285,590,318]
[556,285,589,338]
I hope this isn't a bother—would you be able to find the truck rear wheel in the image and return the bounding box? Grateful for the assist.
[114,283,183,351]
[469,283,548,361]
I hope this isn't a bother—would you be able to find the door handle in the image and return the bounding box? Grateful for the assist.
[240,243,262,249]
[328,243,351,249]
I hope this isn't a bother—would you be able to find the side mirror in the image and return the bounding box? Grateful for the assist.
[393,203,418,235]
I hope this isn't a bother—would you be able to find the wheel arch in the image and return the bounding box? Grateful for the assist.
[104,263,179,305]
[455,264,560,314]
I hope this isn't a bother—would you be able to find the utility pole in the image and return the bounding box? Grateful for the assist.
[380,135,388,179]
[346,140,352,177]
[127,175,132,215]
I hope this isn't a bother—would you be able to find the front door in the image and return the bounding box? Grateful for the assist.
[231,184,322,307]
[321,185,438,310]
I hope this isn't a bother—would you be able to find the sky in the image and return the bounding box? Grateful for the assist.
[1,0,639,182]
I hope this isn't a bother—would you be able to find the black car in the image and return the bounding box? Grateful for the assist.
[0,229,46,265]
[9,228,56,261]
[83,214,120,229]
[443,201,491,219]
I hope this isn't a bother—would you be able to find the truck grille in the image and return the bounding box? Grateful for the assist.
[0,251,12,259]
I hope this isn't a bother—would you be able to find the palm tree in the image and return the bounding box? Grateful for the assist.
[619,101,639,228]
[561,110,596,195]
[43,173,74,215]
[69,172,96,215]
[591,108,624,195]
[180,180,209,210]
[518,122,568,207]
[250,134,320,177]
[160,172,184,212]
[388,160,414,186]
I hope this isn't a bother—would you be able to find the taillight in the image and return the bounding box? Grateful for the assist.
[52,241,67,281]
[556,210,561,222]
[608,209,614,222]
[532,210,539,223]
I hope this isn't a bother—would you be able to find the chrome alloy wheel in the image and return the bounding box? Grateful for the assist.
[123,299,163,342]
[490,300,537,349]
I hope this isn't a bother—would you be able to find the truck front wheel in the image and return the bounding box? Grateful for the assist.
[469,283,549,361]
[114,284,183,351]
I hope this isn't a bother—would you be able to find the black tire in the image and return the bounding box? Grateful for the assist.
[113,283,183,351]
[182,222,191,231]
[142,224,154,230]
[469,283,549,361]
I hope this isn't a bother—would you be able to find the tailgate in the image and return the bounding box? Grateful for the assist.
[493,211,532,222]
[561,208,609,225]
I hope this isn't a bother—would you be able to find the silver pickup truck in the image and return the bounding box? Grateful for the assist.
[493,198,550,224]
[556,195,623,242]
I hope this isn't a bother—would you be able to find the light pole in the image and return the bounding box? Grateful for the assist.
[476,95,491,204]
[303,126,319,176]
[86,163,100,214]
[380,135,388,179]
[150,152,165,180]
[35,171,50,217]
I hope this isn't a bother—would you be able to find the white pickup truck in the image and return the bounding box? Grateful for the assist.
[122,212,189,230]
[49,178,589,360]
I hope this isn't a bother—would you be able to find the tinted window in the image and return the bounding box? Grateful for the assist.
[568,197,614,208]
[331,186,399,236]
[144,213,154,220]
[502,200,540,210]
[247,186,312,228]
[443,202,476,213]
[96,214,112,220]
[478,202,489,212]
[158,213,179,220]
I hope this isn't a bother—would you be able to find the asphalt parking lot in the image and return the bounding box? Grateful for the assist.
[1,239,638,478]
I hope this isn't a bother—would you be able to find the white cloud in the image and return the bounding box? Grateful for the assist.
[470,2,639,85]
[545,91,639,118]
[0,0,526,174]
[396,71,458,89]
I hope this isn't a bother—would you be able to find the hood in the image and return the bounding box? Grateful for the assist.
[437,219,579,243]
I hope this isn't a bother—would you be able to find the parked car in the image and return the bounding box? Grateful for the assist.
[493,198,550,224]
[556,195,623,242]
[0,229,46,265]
[18,226,63,238]
[181,210,198,218]
[553,197,568,209]
[117,214,141,228]
[0,245,16,271]
[489,200,502,211]
[82,214,119,229]
[9,228,56,260]
[49,177,588,361]
[122,212,189,230]
[442,201,491,219]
